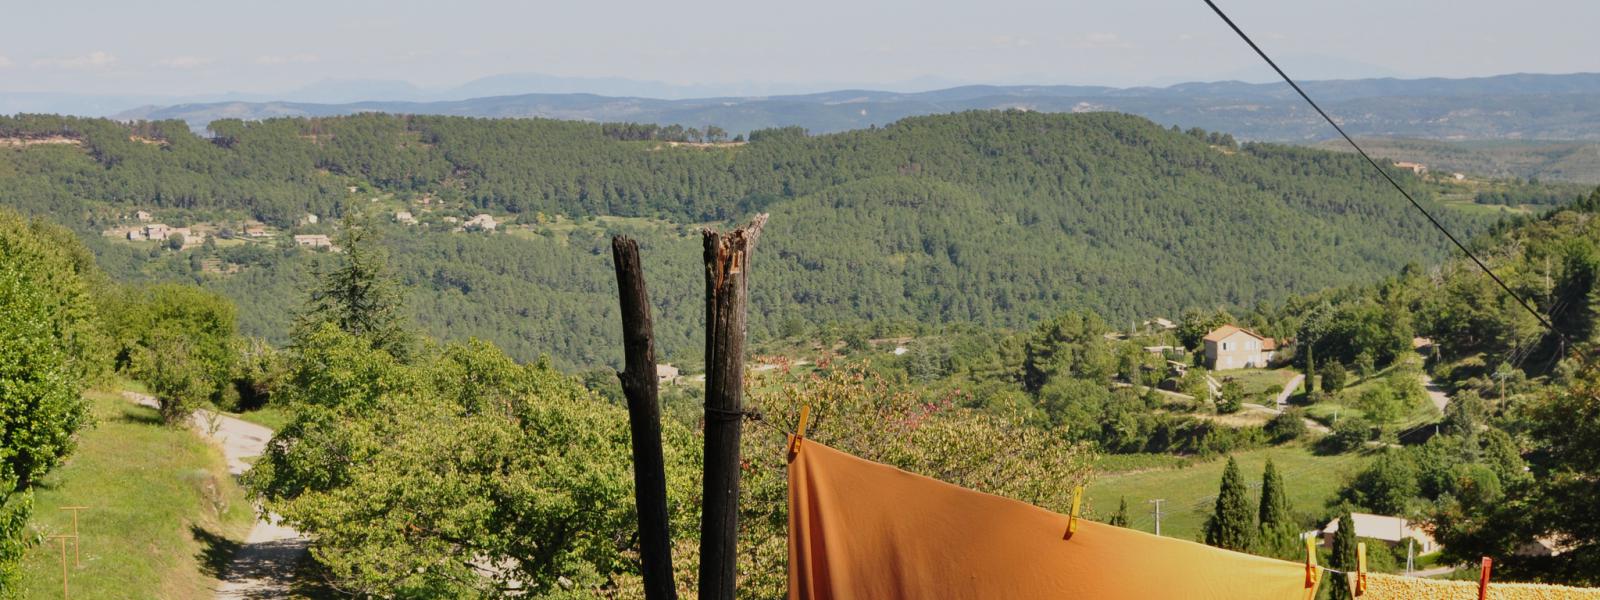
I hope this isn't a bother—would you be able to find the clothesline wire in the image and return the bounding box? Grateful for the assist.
[1200,0,1565,346]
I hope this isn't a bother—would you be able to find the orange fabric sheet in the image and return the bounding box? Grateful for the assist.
[788,440,1318,600]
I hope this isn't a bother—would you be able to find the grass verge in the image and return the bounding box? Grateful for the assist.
[1087,444,1371,542]
[20,389,255,599]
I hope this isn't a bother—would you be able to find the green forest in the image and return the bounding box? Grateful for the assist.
[5,104,1600,596]
[0,110,1513,368]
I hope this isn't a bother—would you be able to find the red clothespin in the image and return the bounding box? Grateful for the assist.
[1065,486,1084,538]
[1356,542,1368,597]
[1478,557,1493,600]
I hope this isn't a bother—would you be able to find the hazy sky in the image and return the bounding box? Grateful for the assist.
[3,0,1597,96]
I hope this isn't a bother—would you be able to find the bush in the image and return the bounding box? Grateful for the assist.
[1266,408,1309,443]
[1321,362,1348,392]
[1325,416,1373,453]
[1217,379,1245,414]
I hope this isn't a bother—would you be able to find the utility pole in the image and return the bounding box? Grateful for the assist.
[1406,539,1415,575]
[1148,499,1166,536]
[611,236,677,600]
[698,215,767,600]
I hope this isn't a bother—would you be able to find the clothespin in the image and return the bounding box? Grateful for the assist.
[788,404,811,455]
[1356,542,1368,596]
[1303,534,1322,600]
[1478,557,1493,600]
[1064,486,1084,538]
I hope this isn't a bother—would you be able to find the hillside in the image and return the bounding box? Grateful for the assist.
[0,110,1497,368]
[1315,138,1600,184]
[107,72,1600,144]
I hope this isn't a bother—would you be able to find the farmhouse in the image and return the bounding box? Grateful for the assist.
[464,213,498,231]
[143,223,172,240]
[1202,325,1277,370]
[1321,513,1438,554]
[294,234,333,249]
[134,210,152,222]
[244,225,269,238]
[394,211,418,225]
[1393,161,1427,174]
[656,364,680,384]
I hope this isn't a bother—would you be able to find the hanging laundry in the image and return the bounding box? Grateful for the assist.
[788,440,1316,600]
[1361,572,1600,600]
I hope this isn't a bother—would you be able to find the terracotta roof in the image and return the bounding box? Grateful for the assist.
[1202,324,1267,343]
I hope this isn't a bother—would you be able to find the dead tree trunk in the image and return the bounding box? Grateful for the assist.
[612,236,677,600]
[698,214,768,600]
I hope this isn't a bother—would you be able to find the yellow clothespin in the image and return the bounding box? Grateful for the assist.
[1356,542,1368,596]
[788,404,811,456]
[1066,486,1084,537]
[1303,534,1322,600]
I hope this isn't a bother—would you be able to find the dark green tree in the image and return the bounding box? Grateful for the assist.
[1258,459,1297,557]
[1329,512,1359,600]
[1109,497,1130,528]
[1203,457,1255,552]
[294,214,414,359]
[1321,361,1348,393]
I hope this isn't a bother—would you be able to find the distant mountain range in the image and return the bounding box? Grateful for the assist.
[76,72,1600,141]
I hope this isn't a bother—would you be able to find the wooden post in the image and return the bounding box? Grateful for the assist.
[1478,557,1493,600]
[612,236,678,600]
[698,214,767,600]
[60,506,86,567]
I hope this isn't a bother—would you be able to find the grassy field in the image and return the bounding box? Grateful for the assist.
[20,389,255,599]
[1217,368,1298,399]
[1086,444,1371,541]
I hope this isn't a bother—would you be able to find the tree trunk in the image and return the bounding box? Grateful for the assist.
[698,214,767,600]
[612,236,677,600]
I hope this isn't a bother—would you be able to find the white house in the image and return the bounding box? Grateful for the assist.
[1322,513,1438,555]
[656,364,680,384]
[395,211,418,225]
[134,210,152,222]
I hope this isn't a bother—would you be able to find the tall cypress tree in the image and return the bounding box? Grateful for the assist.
[1204,457,1255,552]
[1330,512,1359,600]
[1304,343,1318,395]
[1109,497,1130,528]
[1257,459,1296,557]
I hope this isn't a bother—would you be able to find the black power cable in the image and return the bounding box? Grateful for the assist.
[1201,0,1561,338]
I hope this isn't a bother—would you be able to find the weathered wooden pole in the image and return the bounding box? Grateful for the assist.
[698,214,767,600]
[612,236,678,600]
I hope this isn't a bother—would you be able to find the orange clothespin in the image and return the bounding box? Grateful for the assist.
[788,404,811,455]
[1478,557,1493,600]
[1063,486,1084,539]
[1356,542,1368,596]
[1303,534,1323,600]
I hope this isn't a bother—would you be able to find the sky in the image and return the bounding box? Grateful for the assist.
[2,0,1598,98]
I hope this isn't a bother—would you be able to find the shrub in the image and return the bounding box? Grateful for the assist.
[1325,416,1373,453]
[1266,408,1309,443]
[1321,361,1348,392]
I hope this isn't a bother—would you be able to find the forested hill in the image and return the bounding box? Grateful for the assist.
[0,110,1490,367]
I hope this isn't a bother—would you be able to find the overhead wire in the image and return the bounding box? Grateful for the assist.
[1200,0,1566,346]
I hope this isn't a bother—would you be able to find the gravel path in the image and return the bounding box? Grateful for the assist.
[124,391,307,599]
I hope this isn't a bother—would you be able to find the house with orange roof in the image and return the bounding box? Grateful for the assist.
[1202,325,1278,370]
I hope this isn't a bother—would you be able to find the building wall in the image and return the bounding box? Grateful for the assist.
[1204,331,1270,370]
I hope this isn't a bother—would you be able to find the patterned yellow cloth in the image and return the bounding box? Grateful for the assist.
[1362,572,1600,600]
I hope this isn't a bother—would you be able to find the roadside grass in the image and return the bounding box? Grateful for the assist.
[1086,444,1371,541]
[227,405,294,432]
[20,388,255,599]
[1218,368,1297,397]
[1093,453,1198,474]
